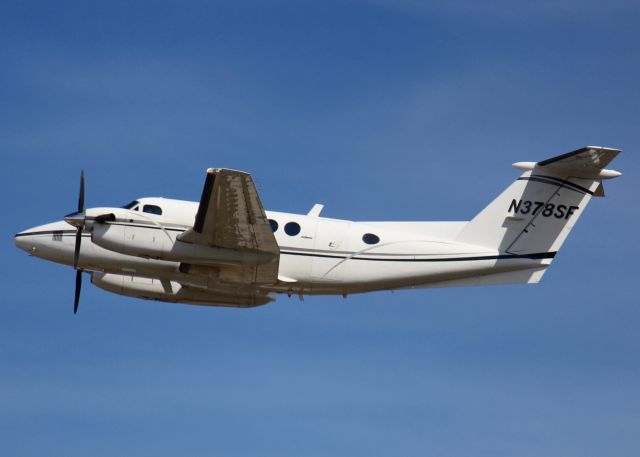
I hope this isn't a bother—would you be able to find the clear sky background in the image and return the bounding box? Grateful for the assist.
[1,1,639,456]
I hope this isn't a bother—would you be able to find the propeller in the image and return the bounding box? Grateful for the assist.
[70,171,84,314]
[64,171,115,314]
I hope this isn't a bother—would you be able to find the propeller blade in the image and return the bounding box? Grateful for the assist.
[74,270,82,314]
[73,227,82,270]
[78,170,85,213]
[73,170,85,314]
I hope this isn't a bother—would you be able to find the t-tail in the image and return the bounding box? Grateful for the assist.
[454,146,622,283]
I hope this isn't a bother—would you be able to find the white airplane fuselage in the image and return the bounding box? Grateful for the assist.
[14,197,544,297]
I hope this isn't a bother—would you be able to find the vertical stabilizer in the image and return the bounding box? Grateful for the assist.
[455,146,621,256]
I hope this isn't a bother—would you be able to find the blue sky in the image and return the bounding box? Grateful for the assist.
[1,1,639,455]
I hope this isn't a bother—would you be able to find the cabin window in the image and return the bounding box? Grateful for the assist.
[362,233,380,245]
[284,222,301,236]
[143,204,163,216]
[269,219,279,232]
[122,200,139,209]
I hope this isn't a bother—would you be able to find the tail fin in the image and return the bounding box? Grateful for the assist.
[456,146,621,256]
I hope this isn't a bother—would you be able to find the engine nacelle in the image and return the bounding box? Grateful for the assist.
[91,272,271,307]
[91,218,275,267]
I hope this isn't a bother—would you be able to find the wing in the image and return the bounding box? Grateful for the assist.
[178,168,279,285]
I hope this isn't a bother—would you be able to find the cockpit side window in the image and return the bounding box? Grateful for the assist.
[143,204,163,216]
[122,200,140,209]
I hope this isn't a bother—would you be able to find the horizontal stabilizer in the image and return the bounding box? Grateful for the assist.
[513,146,621,180]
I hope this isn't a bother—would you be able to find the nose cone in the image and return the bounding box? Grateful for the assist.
[14,221,74,259]
[14,229,35,254]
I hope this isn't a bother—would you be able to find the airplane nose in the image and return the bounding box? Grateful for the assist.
[14,230,35,254]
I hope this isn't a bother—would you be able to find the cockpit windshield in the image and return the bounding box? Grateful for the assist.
[121,200,140,210]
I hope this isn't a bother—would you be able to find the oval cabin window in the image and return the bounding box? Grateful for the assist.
[284,222,301,236]
[362,233,380,245]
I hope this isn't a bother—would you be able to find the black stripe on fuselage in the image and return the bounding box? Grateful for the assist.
[15,222,187,237]
[107,221,187,232]
[517,175,594,195]
[16,228,556,263]
[15,230,77,237]
[280,250,556,262]
[15,231,91,238]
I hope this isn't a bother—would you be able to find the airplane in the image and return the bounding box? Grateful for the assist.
[14,146,622,313]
